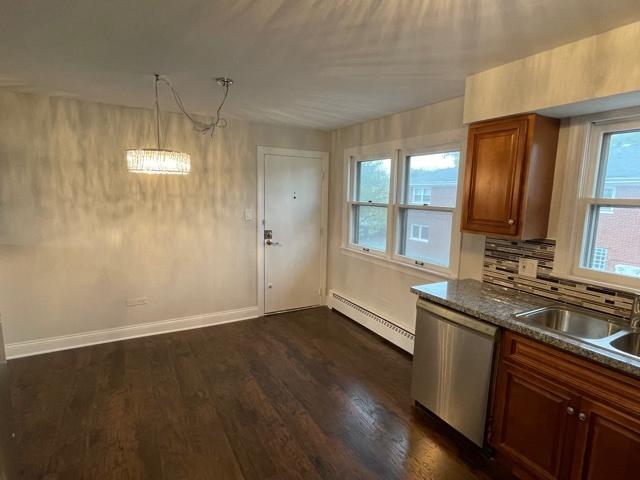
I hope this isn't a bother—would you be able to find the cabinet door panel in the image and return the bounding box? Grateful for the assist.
[570,399,640,480]
[492,364,577,480]
[462,118,528,235]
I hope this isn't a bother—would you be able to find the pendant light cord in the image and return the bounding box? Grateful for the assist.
[154,75,232,138]
[155,74,161,149]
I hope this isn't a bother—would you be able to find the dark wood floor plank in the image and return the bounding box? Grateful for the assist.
[10,348,85,478]
[43,347,98,478]
[246,316,435,479]
[190,324,322,480]
[220,320,379,480]
[80,341,144,479]
[166,333,245,480]
[9,306,504,480]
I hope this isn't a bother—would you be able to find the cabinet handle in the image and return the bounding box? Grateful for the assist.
[507,219,515,225]
[566,407,575,415]
[578,413,587,422]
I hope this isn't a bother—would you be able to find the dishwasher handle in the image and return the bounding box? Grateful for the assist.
[417,298,497,337]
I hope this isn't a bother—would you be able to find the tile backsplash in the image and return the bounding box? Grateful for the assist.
[482,237,635,320]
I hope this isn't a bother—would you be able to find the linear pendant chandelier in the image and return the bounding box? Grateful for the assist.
[126,74,233,175]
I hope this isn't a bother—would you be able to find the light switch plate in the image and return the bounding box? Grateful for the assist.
[518,258,538,278]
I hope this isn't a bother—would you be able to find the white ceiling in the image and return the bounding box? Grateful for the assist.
[1,0,639,130]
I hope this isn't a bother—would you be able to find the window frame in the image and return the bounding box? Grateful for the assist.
[346,154,394,257]
[392,143,461,272]
[341,129,466,279]
[563,115,640,290]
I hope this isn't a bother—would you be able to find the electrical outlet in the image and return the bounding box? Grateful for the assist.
[518,259,538,278]
[125,297,148,307]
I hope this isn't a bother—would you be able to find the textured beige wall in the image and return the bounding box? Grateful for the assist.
[327,97,485,332]
[464,21,640,123]
[0,91,329,344]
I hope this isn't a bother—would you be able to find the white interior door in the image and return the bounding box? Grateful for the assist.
[264,152,325,313]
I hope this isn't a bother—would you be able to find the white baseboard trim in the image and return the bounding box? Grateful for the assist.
[6,306,260,359]
[327,290,414,354]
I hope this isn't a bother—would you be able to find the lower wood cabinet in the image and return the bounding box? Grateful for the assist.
[569,398,640,480]
[491,332,640,480]
[492,364,578,480]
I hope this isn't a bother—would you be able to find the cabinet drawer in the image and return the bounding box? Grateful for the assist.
[501,331,640,416]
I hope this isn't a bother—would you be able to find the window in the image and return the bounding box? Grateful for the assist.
[575,119,640,285]
[397,151,460,268]
[411,187,432,204]
[409,224,430,242]
[590,247,608,270]
[343,132,464,276]
[349,158,391,252]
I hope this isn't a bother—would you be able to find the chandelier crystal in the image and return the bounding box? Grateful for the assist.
[126,148,191,175]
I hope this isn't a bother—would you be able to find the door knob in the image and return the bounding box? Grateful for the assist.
[266,239,281,246]
[578,413,587,422]
[507,219,515,225]
[566,407,575,415]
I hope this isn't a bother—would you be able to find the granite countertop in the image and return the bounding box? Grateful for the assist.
[411,279,640,378]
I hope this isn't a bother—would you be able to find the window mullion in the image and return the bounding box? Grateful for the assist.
[387,148,401,258]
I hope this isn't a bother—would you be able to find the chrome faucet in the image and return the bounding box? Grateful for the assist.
[631,296,640,329]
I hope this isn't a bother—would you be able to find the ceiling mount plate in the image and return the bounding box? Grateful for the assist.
[216,77,234,87]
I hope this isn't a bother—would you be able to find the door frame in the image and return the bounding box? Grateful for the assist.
[257,146,329,316]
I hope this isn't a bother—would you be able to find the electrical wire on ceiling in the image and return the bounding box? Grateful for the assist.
[158,75,233,137]
[125,74,234,175]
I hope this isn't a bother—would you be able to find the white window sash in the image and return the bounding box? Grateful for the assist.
[392,142,461,272]
[346,153,395,255]
[341,129,466,279]
[554,109,640,291]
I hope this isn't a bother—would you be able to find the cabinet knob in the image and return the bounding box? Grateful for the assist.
[578,413,587,422]
[507,219,515,225]
[566,407,575,415]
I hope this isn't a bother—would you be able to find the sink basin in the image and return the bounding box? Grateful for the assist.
[515,306,624,340]
[610,333,640,358]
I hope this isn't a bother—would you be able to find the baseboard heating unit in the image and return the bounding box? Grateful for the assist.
[327,290,415,354]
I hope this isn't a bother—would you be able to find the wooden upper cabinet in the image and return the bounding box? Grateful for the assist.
[461,114,560,239]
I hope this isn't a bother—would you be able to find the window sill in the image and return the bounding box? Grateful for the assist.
[340,246,457,280]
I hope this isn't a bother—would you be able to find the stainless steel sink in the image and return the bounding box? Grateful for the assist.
[609,333,640,357]
[515,306,625,340]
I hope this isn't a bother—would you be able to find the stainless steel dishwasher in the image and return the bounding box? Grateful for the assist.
[411,298,498,446]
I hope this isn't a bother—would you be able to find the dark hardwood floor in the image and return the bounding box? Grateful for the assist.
[9,307,504,479]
